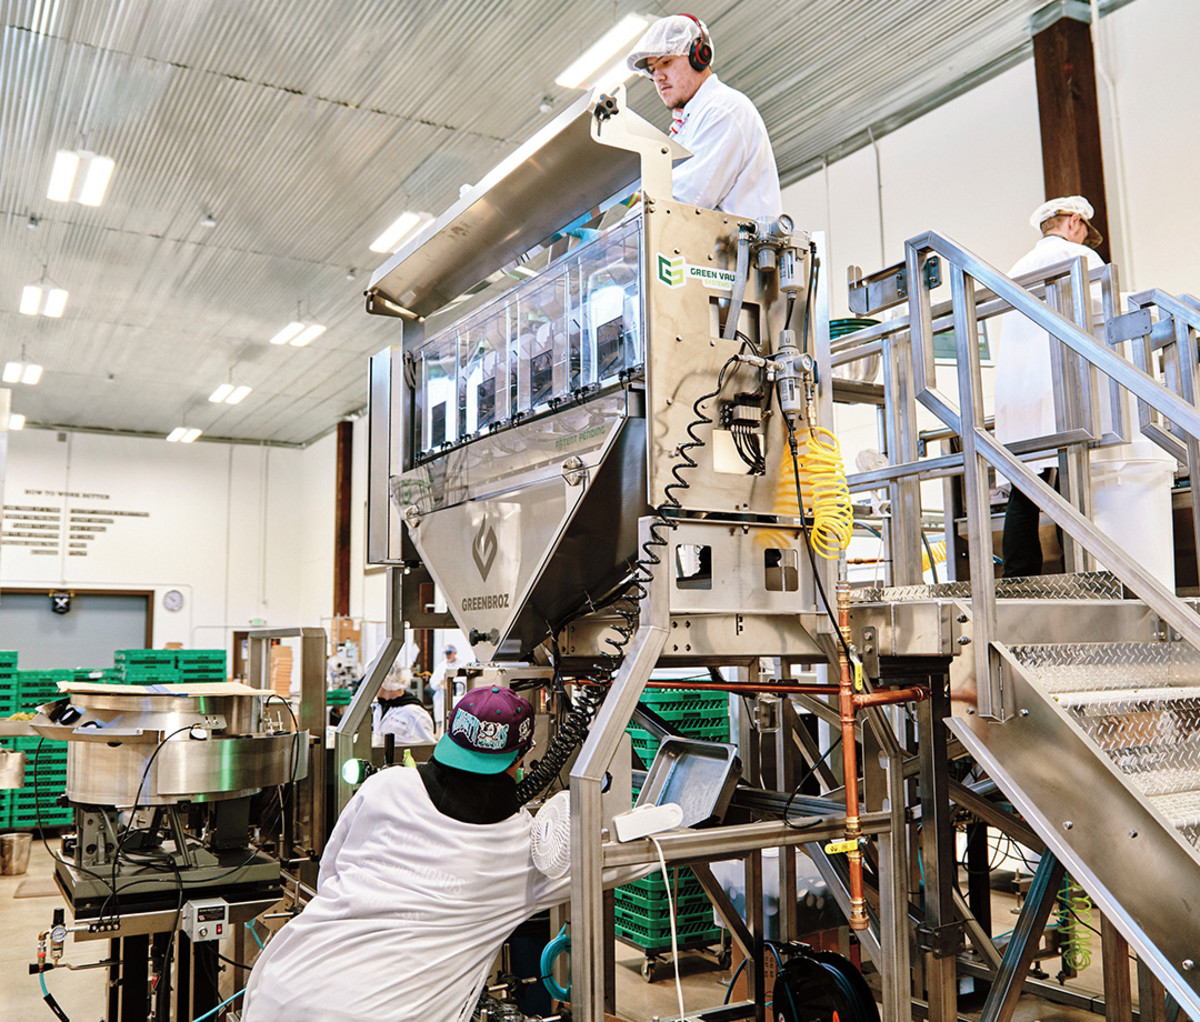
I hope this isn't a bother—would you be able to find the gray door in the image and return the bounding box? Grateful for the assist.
[0,591,150,670]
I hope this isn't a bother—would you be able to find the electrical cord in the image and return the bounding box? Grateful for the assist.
[782,735,842,828]
[649,835,686,1021]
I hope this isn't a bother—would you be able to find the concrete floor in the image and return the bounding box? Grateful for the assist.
[0,839,1127,1021]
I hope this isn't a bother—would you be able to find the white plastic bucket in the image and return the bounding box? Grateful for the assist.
[1090,441,1176,590]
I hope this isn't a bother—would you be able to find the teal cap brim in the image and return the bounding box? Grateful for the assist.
[433,732,520,775]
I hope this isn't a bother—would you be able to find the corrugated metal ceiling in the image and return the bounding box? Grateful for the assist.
[0,0,1114,444]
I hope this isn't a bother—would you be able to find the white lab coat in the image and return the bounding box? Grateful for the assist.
[242,768,641,1022]
[375,701,436,744]
[671,73,782,221]
[993,234,1104,474]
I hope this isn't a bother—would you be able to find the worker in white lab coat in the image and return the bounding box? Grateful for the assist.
[626,14,781,220]
[995,195,1104,577]
[374,667,435,745]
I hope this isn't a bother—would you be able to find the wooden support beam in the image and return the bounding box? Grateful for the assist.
[333,419,353,617]
[1032,12,1111,263]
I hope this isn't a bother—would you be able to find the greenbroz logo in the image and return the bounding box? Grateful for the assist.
[472,518,497,581]
[656,252,735,290]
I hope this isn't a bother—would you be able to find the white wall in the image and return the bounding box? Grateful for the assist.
[781,0,1200,535]
[0,428,333,657]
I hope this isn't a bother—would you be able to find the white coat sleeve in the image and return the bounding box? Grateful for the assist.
[672,105,751,212]
[316,783,368,890]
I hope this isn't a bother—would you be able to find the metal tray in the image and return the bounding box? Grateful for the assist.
[635,737,741,828]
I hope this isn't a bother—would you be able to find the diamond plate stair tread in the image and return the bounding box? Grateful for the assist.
[1121,766,1200,798]
[1057,687,1200,708]
[1010,642,1200,695]
[1148,789,1200,835]
[850,570,1123,603]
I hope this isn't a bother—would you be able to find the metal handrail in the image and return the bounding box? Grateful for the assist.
[837,231,1200,719]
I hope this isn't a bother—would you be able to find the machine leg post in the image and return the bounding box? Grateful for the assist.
[1101,915,1134,1022]
[918,673,958,1022]
[875,714,913,1022]
[746,848,766,1022]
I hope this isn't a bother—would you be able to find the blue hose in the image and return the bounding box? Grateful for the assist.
[539,925,571,1001]
[191,987,245,1022]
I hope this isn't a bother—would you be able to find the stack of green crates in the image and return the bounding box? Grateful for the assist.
[175,649,227,682]
[113,648,227,684]
[615,688,730,952]
[0,735,71,828]
[114,648,180,684]
[0,651,17,717]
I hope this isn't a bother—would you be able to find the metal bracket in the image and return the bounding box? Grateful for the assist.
[916,919,966,958]
[1107,307,1153,346]
[847,256,941,315]
[860,625,880,680]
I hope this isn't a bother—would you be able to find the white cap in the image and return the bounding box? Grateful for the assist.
[1029,195,1103,247]
[626,14,711,77]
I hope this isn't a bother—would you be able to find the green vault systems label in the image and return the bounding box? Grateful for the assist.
[656,252,735,290]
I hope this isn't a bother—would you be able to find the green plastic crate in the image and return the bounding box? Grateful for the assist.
[614,912,723,949]
[115,649,176,664]
[615,888,711,918]
[636,689,728,712]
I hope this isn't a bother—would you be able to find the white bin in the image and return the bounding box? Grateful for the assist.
[1090,441,1176,590]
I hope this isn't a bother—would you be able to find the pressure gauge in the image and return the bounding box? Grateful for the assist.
[162,589,185,612]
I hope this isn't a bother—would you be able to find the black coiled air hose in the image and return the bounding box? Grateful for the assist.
[515,357,745,804]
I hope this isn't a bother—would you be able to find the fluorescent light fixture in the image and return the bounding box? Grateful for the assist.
[42,288,68,317]
[78,155,115,206]
[369,211,427,254]
[209,383,235,403]
[3,361,41,385]
[47,150,80,202]
[166,427,188,442]
[289,324,326,347]
[268,321,306,346]
[182,427,202,443]
[8,414,24,430]
[226,385,253,404]
[19,285,68,317]
[47,149,115,206]
[554,13,649,89]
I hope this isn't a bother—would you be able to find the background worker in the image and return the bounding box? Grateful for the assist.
[374,665,435,744]
[243,686,598,1021]
[626,13,781,219]
[995,195,1104,577]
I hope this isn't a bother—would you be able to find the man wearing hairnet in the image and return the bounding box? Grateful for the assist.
[995,195,1105,577]
[626,14,781,220]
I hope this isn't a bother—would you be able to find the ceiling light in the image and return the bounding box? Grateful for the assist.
[591,57,637,93]
[290,324,326,347]
[226,385,253,404]
[19,284,68,318]
[47,151,80,202]
[369,211,427,254]
[42,288,68,317]
[209,383,235,403]
[268,321,306,346]
[166,426,203,443]
[8,413,24,431]
[47,150,115,206]
[4,361,42,385]
[554,14,649,89]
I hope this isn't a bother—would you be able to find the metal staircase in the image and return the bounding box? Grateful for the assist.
[838,235,1200,1020]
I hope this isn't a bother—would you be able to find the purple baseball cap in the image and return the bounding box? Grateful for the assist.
[434,686,534,775]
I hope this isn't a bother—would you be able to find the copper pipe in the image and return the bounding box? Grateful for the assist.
[853,686,927,708]
[836,577,869,931]
[641,680,843,695]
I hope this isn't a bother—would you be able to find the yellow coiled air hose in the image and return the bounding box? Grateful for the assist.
[758,426,853,559]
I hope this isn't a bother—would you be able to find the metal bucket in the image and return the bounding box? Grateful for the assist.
[0,832,32,875]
